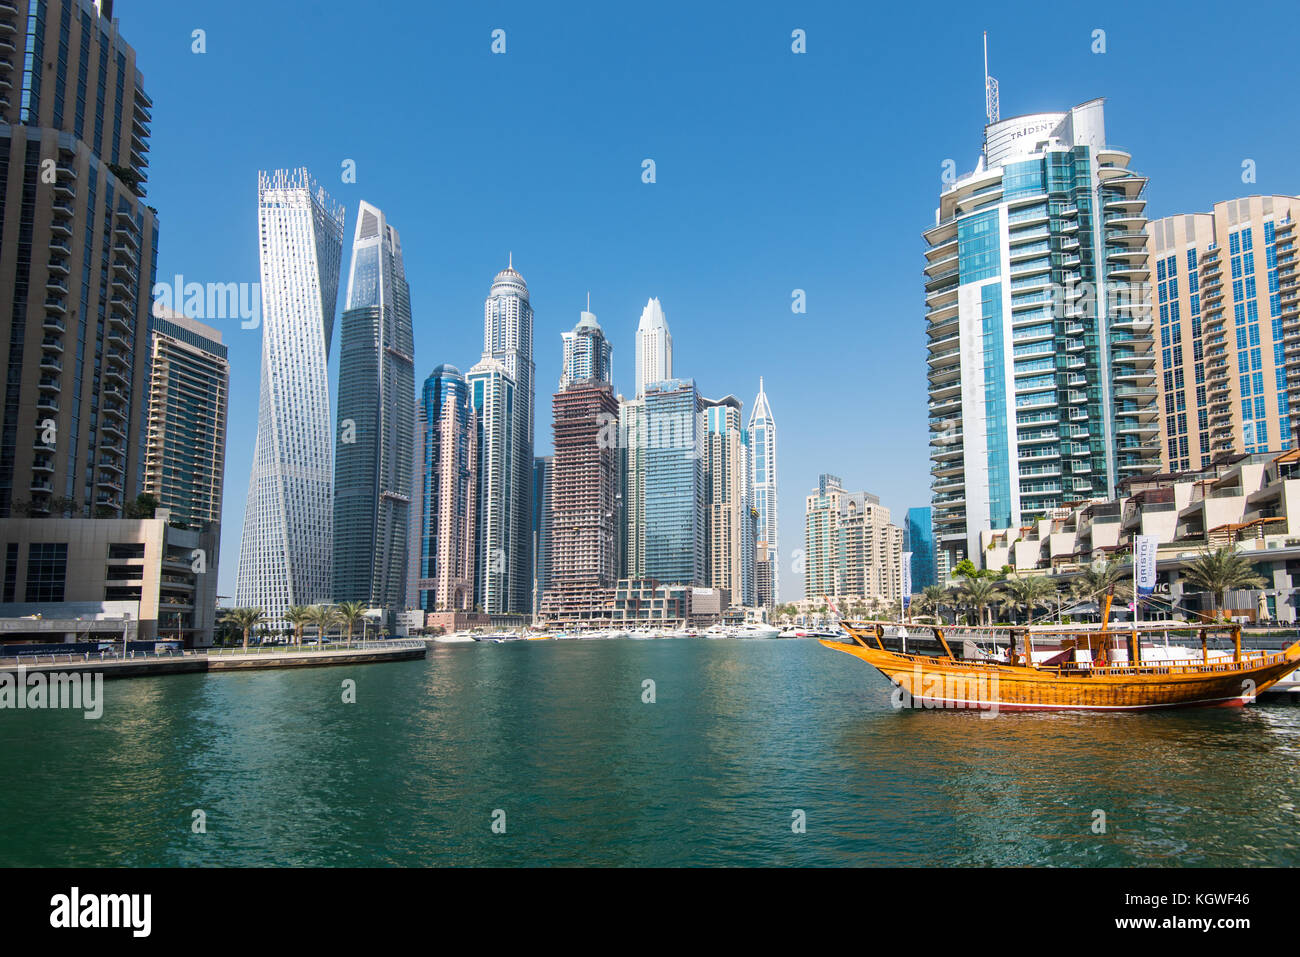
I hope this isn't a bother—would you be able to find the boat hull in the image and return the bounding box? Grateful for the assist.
[820,638,1300,712]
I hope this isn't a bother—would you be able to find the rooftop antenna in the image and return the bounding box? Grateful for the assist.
[984,31,999,125]
[587,291,591,312]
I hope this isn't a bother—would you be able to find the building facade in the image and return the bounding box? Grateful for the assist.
[415,364,476,613]
[539,382,619,623]
[642,378,704,586]
[635,296,672,397]
[804,473,902,604]
[467,356,516,615]
[333,201,415,620]
[143,311,227,529]
[903,506,936,592]
[1,0,158,519]
[480,258,533,615]
[702,395,755,607]
[234,168,345,625]
[926,98,1158,575]
[979,450,1300,623]
[749,377,778,606]
[619,395,646,578]
[0,511,219,646]
[1147,195,1299,470]
[532,455,551,616]
[559,304,613,390]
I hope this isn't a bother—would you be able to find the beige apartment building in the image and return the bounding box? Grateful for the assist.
[1147,195,1299,472]
[804,474,903,605]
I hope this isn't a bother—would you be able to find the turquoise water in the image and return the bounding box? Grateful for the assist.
[2,639,1298,866]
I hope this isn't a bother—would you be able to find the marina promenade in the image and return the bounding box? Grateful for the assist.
[0,639,427,680]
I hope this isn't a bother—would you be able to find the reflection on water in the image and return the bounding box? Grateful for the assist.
[1,640,1296,866]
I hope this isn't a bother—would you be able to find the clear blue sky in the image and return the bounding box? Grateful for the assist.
[121,0,1300,602]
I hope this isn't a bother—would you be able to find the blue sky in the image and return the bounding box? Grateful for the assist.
[122,0,1300,602]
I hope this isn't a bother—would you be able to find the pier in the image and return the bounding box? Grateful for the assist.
[0,639,427,680]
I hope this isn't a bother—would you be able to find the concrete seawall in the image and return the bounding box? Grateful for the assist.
[0,641,427,680]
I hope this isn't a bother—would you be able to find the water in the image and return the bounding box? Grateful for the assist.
[2,639,1298,866]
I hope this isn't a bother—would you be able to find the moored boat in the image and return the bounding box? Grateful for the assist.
[821,600,1300,712]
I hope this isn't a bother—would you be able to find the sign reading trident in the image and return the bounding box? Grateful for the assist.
[984,32,999,125]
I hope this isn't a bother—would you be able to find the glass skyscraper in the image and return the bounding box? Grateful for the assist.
[480,258,533,615]
[559,304,613,390]
[748,377,778,606]
[235,168,345,625]
[467,356,516,615]
[1147,196,1299,466]
[415,364,476,613]
[333,201,415,620]
[703,395,755,607]
[903,506,936,592]
[925,98,1158,574]
[642,378,704,586]
[1,0,158,518]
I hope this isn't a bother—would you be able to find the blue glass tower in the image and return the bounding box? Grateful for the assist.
[903,507,936,591]
[643,378,704,586]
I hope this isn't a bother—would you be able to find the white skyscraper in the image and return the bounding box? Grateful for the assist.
[235,168,345,625]
[481,257,534,615]
[749,377,778,606]
[635,297,672,397]
[560,299,613,389]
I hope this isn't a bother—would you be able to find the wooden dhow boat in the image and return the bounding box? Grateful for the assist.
[821,596,1300,712]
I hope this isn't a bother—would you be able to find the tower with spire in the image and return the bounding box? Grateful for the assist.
[560,296,613,390]
[749,376,778,607]
[478,255,535,616]
[635,297,672,398]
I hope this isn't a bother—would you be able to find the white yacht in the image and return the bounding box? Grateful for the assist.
[732,623,781,639]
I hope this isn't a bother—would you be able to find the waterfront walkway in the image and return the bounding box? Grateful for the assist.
[0,639,427,679]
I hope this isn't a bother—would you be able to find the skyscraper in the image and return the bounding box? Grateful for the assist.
[702,395,755,607]
[804,474,901,604]
[414,364,476,612]
[619,395,646,578]
[234,168,345,625]
[540,382,619,622]
[532,455,551,617]
[1147,196,1299,467]
[481,258,533,615]
[333,201,415,620]
[749,377,778,606]
[925,97,1157,575]
[560,300,613,390]
[1,0,158,518]
[903,506,936,592]
[467,356,516,615]
[642,378,704,586]
[635,297,672,397]
[143,310,228,529]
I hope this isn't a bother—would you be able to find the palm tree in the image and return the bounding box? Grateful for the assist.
[1069,557,1132,611]
[1180,547,1266,621]
[222,607,265,652]
[959,577,1000,626]
[1000,574,1057,624]
[334,601,369,648]
[919,585,947,623]
[285,605,312,648]
[304,604,336,648]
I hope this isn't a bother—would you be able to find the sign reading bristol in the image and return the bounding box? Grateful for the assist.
[1134,535,1158,596]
